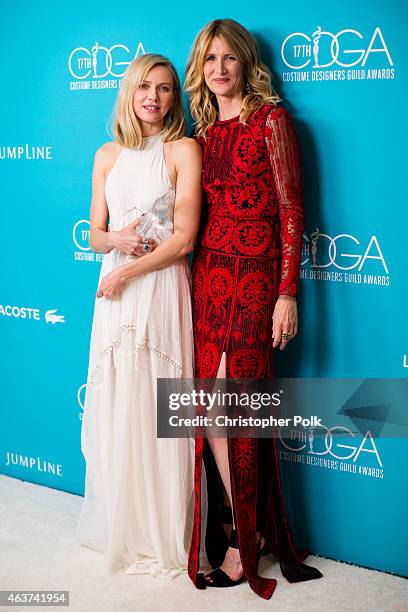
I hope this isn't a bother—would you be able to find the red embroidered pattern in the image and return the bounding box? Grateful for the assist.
[207,268,233,307]
[193,104,304,382]
[188,105,317,600]
[229,348,265,378]
[264,106,304,297]
[238,271,273,314]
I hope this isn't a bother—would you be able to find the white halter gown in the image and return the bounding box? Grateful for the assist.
[75,133,201,578]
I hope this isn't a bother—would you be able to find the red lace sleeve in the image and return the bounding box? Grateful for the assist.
[265,106,304,298]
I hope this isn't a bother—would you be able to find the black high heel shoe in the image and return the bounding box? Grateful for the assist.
[204,529,268,588]
[204,529,245,588]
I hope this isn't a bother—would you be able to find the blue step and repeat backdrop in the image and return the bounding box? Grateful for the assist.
[1,0,407,577]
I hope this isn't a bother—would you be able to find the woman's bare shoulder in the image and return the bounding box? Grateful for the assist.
[168,136,201,159]
[94,141,123,173]
[173,135,200,148]
[95,141,122,159]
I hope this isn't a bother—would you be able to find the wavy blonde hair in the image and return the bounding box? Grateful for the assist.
[184,19,281,138]
[113,53,185,148]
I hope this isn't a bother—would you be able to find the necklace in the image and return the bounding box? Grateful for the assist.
[143,128,164,139]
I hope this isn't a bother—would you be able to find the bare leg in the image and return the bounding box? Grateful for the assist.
[206,355,234,521]
[205,352,243,581]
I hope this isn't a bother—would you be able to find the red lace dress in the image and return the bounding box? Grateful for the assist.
[188,104,322,598]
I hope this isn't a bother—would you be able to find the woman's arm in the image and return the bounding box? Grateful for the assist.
[265,106,304,300]
[96,138,202,299]
[89,144,115,253]
[265,106,304,350]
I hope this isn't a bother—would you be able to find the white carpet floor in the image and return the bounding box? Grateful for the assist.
[0,474,407,612]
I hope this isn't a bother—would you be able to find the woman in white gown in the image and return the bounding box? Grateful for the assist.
[75,53,203,578]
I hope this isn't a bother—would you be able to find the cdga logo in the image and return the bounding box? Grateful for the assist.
[302,231,388,272]
[68,41,145,80]
[279,426,382,467]
[281,26,393,69]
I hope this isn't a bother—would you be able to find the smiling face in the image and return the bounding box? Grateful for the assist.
[203,36,244,99]
[132,65,174,132]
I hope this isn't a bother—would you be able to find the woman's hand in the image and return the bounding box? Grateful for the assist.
[111,219,157,256]
[272,296,298,350]
[96,268,128,300]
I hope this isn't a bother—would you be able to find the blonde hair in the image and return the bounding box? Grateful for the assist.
[184,19,281,138]
[113,53,185,148]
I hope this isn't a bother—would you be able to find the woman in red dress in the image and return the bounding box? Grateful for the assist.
[184,19,323,599]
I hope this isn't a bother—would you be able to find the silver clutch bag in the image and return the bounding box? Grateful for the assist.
[111,187,175,267]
